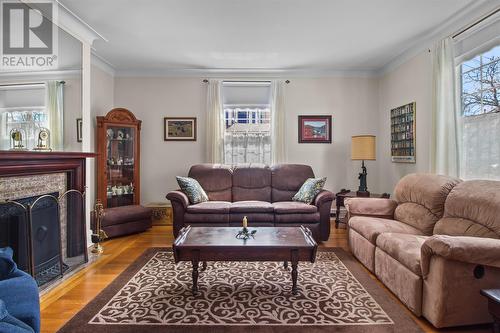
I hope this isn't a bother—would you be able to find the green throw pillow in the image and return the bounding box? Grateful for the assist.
[292,177,326,204]
[176,176,209,204]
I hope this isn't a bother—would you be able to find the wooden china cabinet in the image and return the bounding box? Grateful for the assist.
[96,108,141,208]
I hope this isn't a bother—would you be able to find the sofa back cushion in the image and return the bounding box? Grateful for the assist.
[434,180,500,239]
[232,164,272,202]
[394,173,461,235]
[188,164,233,201]
[271,164,315,202]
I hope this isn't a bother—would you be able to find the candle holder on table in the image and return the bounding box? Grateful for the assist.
[235,216,256,240]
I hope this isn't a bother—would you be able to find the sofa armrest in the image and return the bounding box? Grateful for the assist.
[166,190,190,208]
[314,190,334,207]
[421,235,500,278]
[344,197,398,218]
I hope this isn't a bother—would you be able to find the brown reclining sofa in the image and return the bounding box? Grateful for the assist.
[345,173,500,328]
[166,163,334,242]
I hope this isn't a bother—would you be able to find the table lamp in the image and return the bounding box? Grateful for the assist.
[351,135,376,197]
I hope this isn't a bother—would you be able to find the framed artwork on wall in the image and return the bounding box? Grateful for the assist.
[164,117,197,141]
[390,102,416,163]
[298,115,332,143]
[76,118,82,142]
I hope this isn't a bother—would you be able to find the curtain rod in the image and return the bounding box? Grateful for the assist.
[0,81,65,88]
[202,79,290,84]
[452,7,500,39]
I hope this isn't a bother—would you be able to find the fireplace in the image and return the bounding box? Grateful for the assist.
[0,151,96,290]
[0,192,70,286]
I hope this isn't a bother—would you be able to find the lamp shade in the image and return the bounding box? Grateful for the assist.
[351,135,376,160]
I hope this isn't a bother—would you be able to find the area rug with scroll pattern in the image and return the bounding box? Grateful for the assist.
[57,248,422,332]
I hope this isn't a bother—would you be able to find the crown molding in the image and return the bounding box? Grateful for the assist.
[377,0,500,76]
[115,67,379,78]
[55,0,107,45]
[91,52,116,77]
[0,69,81,81]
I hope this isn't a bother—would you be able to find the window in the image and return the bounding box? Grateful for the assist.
[459,44,500,180]
[222,82,272,164]
[0,85,47,149]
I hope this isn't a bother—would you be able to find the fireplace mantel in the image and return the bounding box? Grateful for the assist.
[0,151,97,188]
[0,150,97,161]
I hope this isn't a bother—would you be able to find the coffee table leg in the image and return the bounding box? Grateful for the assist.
[291,250,298,295]
[291,262,298,295]
[202,261,207,271]
[284,261,288,269]
[192,260,199,293]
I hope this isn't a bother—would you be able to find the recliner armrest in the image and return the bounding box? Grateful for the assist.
[421,235,500,278]
[314,190,334,207]
[166,190,190,209]
[344,197,398,219]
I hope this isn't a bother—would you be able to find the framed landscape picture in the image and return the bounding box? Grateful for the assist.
[298,115,332,143]
[164,117,197,141]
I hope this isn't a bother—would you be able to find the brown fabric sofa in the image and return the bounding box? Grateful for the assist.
[166,164,334,241]
[345,173,500,328]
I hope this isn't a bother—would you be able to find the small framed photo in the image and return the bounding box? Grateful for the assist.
[298,115,332,143]
[164,117,197,141]
[76,118,82,142]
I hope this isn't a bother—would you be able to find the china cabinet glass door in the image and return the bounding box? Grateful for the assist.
[106,125,135,207]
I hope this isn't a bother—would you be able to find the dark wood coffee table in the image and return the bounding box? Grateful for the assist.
[173,225,317,295]
[481,289,500,333]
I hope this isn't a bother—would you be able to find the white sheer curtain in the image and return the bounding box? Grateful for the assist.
[270,80,286,164]
[206,79,224,163]
[224,127,271,164]
[431,37,461,177]
[46,80,64,150]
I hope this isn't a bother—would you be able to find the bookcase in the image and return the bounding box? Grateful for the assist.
[390,102,416,163]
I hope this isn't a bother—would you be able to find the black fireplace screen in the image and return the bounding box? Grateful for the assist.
[0,190,86,289]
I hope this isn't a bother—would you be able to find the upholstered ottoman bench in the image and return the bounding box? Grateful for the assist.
[100,205,152,238]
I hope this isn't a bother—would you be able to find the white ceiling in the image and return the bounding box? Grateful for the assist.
[60,0,476,73]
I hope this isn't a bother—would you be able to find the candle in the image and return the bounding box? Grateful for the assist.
[243,216,248,228]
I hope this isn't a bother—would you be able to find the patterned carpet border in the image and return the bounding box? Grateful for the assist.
[57,247,423,333]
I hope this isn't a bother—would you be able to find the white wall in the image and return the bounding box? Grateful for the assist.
[114,76,381,204]
[377,50,433,192]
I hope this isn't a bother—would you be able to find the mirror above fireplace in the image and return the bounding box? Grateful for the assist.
[0,1,83,152]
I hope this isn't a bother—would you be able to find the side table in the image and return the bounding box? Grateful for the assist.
[334,189,390,228]
[481,289,500,333]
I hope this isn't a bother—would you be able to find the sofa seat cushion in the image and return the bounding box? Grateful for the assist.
[230,201,274,213]
[376,233,428,275]
[275,213,319,224]
[187,201,231,214]
[272,201,317,214]
[349,216,424,244]
[102,205,152,227]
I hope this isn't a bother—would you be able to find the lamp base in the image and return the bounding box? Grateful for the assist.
[356,190,370,197]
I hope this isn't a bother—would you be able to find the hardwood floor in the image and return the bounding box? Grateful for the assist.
[40,224,482,333]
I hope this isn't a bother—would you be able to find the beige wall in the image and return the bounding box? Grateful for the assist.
[89,64,114,235]
[114,77,208,204]
[284,77,380,195]
[114,76,381,204]
[104,51,436,203]
[377,50,433,192]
